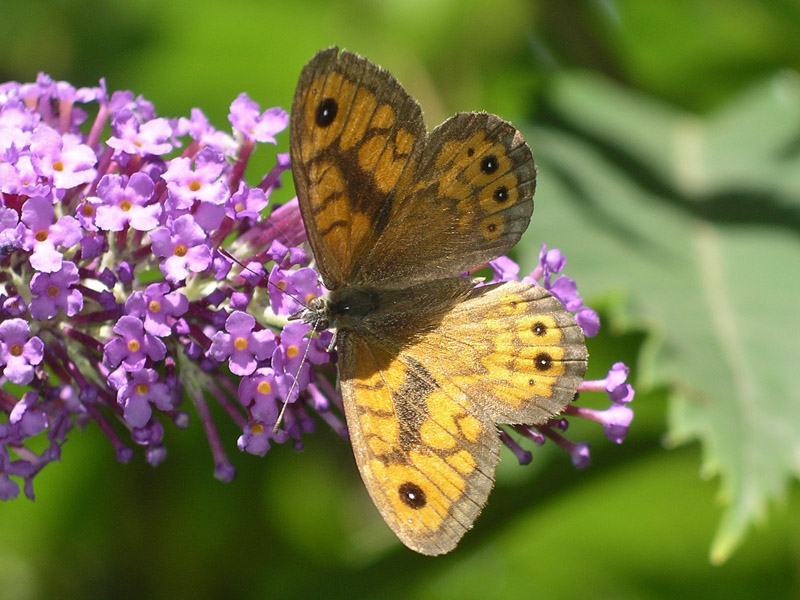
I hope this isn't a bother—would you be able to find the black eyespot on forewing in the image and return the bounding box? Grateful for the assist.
[315,98,338,127]
[480,155,498,175]
[493,185,508,203]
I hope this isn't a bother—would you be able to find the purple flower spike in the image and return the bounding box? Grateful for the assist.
[29,261,83,320]
[103,315,167,372]
[207,311,276,376]
[0,319,44,385]
[94,172,161,232]
[0,71,632,506]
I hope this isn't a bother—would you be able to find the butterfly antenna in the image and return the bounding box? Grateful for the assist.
[272,328,317,434]
[218,246,308,309]
[218,247,323,435]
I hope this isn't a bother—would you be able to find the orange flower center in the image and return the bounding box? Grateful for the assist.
[135,383,149,395]
[47,285,60,297]
[52,160,65,172]
[173,244,187,257]
[286,345,299,359]
[234,337,248,351]
[35,230,48,242]
[189,180,202,192]
[148,300,161,313]
[9,344,23,357]
[257,381,272,395]
[120,199,132,212]
[127,339,141,352]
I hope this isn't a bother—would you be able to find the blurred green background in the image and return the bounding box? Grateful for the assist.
[1,1,799,598]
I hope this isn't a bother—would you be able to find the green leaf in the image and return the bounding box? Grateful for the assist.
[516,69,800,563]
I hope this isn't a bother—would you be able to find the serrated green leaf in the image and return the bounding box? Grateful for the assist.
[516,70,800,563]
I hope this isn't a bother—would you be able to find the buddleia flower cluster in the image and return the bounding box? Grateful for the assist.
[0,74,633,501]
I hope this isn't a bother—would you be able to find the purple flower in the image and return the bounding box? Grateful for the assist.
[580,362,635,405]
[29,261,83,319]
[0,206,22,249]
[265,239,307,268]
[175,108,236,155]
[0,319,44,385]
[103,315,167,372]
[162,148,227,211]
[9,392,48,438]
[125,282,189,337]
[228,93,288,144]
[30,124,97,189]
[567,403,634,444]
[268,265,324,316]
[20,195,82,273]
[150,214,212,283]
[207,311,276,376]
[238,366,284,423]
[0,154,50,197]
[226,182,268,221]
[576,307,600,337]
[107,109,173,156]
[94,172,160,231]
[548,275,583,311]
[113,368,172,428]
[237,422,287,457]
[487,256,520,281]
[75,197,101,231]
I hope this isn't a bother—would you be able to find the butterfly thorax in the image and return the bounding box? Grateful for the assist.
[302,286,380,334]
[302,278,475,340]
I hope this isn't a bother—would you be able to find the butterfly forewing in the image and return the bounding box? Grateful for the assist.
[356,112,536,287]
[290,47,426,289]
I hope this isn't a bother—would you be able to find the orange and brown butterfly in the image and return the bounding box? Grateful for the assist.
[289,46,588,556]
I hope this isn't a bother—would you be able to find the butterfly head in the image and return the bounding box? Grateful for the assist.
[295,285,382,335]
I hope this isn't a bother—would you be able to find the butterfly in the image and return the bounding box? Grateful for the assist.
[289,47,587,555]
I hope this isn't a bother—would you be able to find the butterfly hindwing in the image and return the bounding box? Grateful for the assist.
[338,331,499,556]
